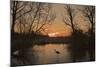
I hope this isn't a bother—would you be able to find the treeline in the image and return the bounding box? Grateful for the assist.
[63,5,95,61]
[11,1,56,34]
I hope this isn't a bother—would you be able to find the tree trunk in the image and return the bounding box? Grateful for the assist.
[11,1,17,33]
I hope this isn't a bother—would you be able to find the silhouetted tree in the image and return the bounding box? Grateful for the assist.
[63,4,95,61]
[12,2,56,34]
[11,1,32,33]
[81,6,95,61]
[82,6,95,34]
[28,3,56,33]
[63,5,77,33]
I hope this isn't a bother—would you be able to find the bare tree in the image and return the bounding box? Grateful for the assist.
[35,7,56,33]
[81,6,95,61]
[11,1,32,33]
[82,6,95,34]
[63,5,77,33]
[24,3,56,33]
[11,1,56,34]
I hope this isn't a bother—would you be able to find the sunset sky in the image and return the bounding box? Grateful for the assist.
[14,2,91,37]
[44,4,71,36]
[40,3,90,36]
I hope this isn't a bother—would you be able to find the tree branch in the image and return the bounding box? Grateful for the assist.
[16,9,32,20]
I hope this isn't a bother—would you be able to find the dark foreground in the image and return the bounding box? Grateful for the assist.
[11,32,95,66]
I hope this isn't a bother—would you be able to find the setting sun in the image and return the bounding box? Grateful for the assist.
[48,32,70,37]
[48,32,59,37]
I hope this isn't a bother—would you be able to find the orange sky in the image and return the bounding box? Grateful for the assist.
[41,3,90,37]
[41,4,72,36]
[14,2,91,37]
